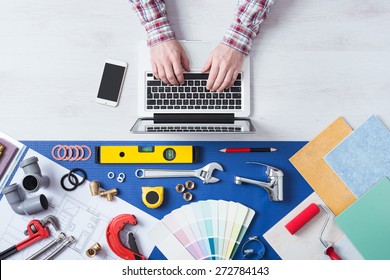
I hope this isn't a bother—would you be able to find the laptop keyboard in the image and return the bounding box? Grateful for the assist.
[145,72,243,111]
[146,125,243,133]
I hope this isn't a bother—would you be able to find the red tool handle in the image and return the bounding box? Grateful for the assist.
[106,214,146,260]
[16,220,51,250]
[326,246,342,260]
[0,219,50,260]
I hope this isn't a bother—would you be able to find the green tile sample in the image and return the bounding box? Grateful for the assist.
[335,177,390,260]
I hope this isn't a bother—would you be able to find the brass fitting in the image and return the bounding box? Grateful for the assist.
[86,242,102,258]
[100,188,118,201]
[89,180,100,196]
[0,144,5,157]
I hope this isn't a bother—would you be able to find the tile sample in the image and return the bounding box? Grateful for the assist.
[335,177,390,260]
[325,115,390,197]
[290,117,356,215]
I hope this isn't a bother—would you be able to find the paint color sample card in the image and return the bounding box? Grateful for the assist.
[289,117,356,215]
[148,200,255,260]
[325,115,390,197]
[335,177,390,260]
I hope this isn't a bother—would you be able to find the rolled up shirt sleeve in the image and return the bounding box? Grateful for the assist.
[223,0,274,55]
[129,0,176,46]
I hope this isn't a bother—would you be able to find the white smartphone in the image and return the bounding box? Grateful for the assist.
[96,59,128,107]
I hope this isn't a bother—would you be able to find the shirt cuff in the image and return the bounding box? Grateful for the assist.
[144,17,176,47]
[222,22,257,55]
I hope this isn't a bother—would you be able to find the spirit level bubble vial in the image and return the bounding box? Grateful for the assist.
[95,145,199,164]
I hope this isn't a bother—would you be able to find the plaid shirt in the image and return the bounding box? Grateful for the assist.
[129,0,274,55]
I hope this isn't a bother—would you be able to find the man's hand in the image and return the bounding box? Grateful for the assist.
[202,43,245,92]
[150,40,190,85]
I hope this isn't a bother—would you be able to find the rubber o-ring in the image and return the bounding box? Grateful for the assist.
[81,145,92,161]
[51,145,63,160]
[75,145,85,161]
[64,146,73,161]
[58,146,67,160]
[68,168,87,186]
[61,173,79,192]
[68,146,79,162]
[53,145,67,160]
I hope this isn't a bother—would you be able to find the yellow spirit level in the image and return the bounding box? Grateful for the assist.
[95,145,199,164]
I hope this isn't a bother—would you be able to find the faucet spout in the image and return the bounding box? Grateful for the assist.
[234,176,272,188]
[234,162,284,202]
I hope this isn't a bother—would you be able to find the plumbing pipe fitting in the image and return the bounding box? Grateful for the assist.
[19,156,50,193]
[100,188,117,201]
[1,183,49,215]
[0,144,5,157]
[89,180,100,196]
[86,243,102,258]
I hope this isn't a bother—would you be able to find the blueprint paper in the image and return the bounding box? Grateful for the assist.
[289,117,356,215]
[263,192,363,260]
[335,177,390,260]
[325,115,390,197]
[0,149,158,260]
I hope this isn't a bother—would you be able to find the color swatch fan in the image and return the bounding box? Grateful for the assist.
[148,200,255,260]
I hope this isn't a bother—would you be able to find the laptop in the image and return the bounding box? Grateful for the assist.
[130,41,255,133]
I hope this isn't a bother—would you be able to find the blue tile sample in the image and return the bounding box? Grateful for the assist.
[324,115,390,197]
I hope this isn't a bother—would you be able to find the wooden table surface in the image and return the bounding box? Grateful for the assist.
[1,0,389,140]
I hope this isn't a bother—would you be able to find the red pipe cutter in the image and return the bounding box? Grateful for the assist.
[106,214,146,260]
[0,215,59,260]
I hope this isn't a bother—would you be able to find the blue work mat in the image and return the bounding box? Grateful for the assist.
[22,140,312,260]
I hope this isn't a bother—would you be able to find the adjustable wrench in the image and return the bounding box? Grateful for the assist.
[0,215,60,260]
[135,162,223,184]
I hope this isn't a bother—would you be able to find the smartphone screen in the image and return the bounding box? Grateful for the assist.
[97,62,127,104]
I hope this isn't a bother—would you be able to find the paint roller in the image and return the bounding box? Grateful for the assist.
[285,203,342,260]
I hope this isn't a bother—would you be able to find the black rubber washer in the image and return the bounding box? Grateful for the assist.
[68,168,87,186]
[61,173,79,192]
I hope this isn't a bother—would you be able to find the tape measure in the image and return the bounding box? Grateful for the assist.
[142,186,164,208]
[95,145,198,164]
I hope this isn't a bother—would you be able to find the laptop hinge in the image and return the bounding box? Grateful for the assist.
[153,113,235,124]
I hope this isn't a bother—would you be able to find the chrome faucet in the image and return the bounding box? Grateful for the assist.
[234,162,284,202]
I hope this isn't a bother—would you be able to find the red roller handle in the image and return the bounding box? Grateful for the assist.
[285,203,320,235]
[326,246,342,260]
